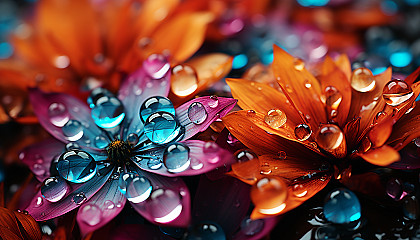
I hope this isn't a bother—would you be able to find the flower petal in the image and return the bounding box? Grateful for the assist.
[134,140,235,177]
[334,54,352,80]
[0,208,23,239]
[176,96,237,141]
[129,172,190,227]
[367,118,394,148]
[226,78,302,126]
[272,45,327,130]
[232,216,279,240]
[13,210,43,240]
[405,66,420,85]
[19,138,65,182]
[359,145,400,166]
[29,88,108,150]
[77,178,126,237]
[26,165,113,221]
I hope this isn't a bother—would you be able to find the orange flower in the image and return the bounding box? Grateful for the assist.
[223,45,420,219]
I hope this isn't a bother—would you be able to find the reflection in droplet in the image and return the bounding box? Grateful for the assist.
[350,68,376,92]
[147,159,162,170]
[143,54,170,79]
[382,79,414,106]
[41,177,69,202]
[323,86,342,110]
[94,136,108,149]
[293,58,305,71]
[79,204,102,226]
[323,188,361,224]
[62,120,84,141]
[292,184,308,197]
[91,96,125,128]
[264,109,287,129]
[57,150,97,183]
[187,221,226,240]
[149,189,183,223]
[72,192,87,205]
[144,112,181,144]
[315,124,344,150]
[48,103,70,127]
[188,102,207,124]
[294,124,312,141]
[140,96,175,123]
[163,143,190,173]
[260,162,272,175]
[208,96,219,108]
[171,64,198,96]
[251,177,288,215]
[104,200,115,210]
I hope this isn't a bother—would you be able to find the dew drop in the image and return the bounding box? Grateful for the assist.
[144,112,181,144]
[104,200,115,210]
[140,96,175,123]
[41,177,69,202]
[79,204,102,226]
[323,86,342,110]
[91,96,125,128]
[251,177,288,215]
[163,143,190,173]
[235,149,258,163]
[203,142,220,164]
[246,110,256,117]
[119,172,153,203]
[208,96,219,108]
[87,88,113,108]
[48,103,70,127]
[292,184,308,197]
[315,124,344,150]
[304,80,312,88]
[127,133,139,146]
[240,217,264,236]
[323,188,361,224]
[171,64,198,97]
[264,109,287,129]
[34,196,43,208]
[294,124,312,141]
[72,192,87,205]
[260,162,272,175]
[65,142,80,150]
[374,111,387,124]
[293,58,305,71]
[32,164,46,176]
[187,221,226,240]
[147,159,163,170]
[148,189,183,223]
[188,102,208,124]
[277,151,287,159]
[94,136,108,149]
[57,150,97,183]
[403,195,419,220]
[144,54,170,79]
[350,67,376,92]
[54,55,70,69]
[382,79,414,106]
[62,120,84,141]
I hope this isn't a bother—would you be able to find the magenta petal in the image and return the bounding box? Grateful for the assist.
[232,217,279,240]
[192,176,251,236]
[20,138,65,182]
[129,172,190,227]
[29,88,108,150]
[77,178,126,236]
[134,140,235,177]
[26,166,113,221]
[176,97,237,141]
[110,224,175,240]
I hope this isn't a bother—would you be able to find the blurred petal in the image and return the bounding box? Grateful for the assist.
[110,224,175,240]
[77,178,126,236]
[19,138,65,182]
[359,145,400,166]
[232,216,279,240]
[405,66,420,85]
[176,96,237,141]
[13,211,42,240]
[340,172,386,198]
[26,165,113,221]
[334,54,351,80]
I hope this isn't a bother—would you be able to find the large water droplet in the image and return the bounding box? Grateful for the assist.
[147,159,162,170]
[208,96,219,108]
[79,204,102,226]
[144,112,181,144]
[323,86,342,110]
[294,124,312,141]
[118,172,152,203]
[41,177,69,202]
[315,124,344,150]
[171,64,198,97]
[163,143,190,173]
[382,79,414,106]
[57,150,97,183]
[386,178,404,200]
[251,176,288,215]
[350,67,376,92]
[188,102,207,124]
[240,217,264,236]
[264,109,287,129]
[48,103,70,127]
[140,96,175,123]
[91,96,125,128]
[293,58,305,71]
[72,192,87,205]
[94,136,108,149]
[87,88,113,108]
[235,149,258,163]
[187,221,226,240]
[62,120,84,141]
[149,189,183,223]
[144,54,170,79]
[323,188,361,224]
[403,195,419,220]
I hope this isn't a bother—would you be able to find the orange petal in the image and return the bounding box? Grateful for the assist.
[334,54,352,81]
[231,157,261,183]
[343,117,361,151]
[272,45,327,130]
[242,63,277,86]
[13,211,42,240]
[0,208,23,239]
[368,118,394,148]
[359,145,400,166]
[387,101,420,150]
[405,66,420,85]
[226,78,302,125]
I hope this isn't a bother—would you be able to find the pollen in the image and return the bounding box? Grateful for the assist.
[107,139,133,166]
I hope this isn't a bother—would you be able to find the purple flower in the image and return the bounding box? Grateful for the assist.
[19,59,237,236]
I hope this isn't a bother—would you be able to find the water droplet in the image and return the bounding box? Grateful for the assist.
[235,149,258,163]
[374,111,387,124]
[72,192,87,205]
[34,196,43,208]
[293,58,305,71]
[386,178,404,200]
[382,79,414,106]
[57,150,97,183]
[240,217,264,236]
[406,101,416,114]
[315,226,339,240]
[323,86,342,110]
[163,143,190,173]
[203,142,220,164]
[127,133,139,146]
[48,103,70,127]
[246,110,256,117]
[32,164,46,176]
[79,204,102,226]
[65,142,80,150]
[144,112,181,144]
[94,136,108,149]
[277,151,287,159]
[188,102,207,124]
[148,189,183,223]
[415,138,420,147]
[294,124,312,141]
[41,177,69,202]
[304,80,312,88]
[323,188,361,224]
[54,55,70,69]
[208,96,219,108]
[62,120,84,141]
[87,88,114,108]
[350,68,376,92]
[260,162,272,175]
[264,109,287,129]
[118,172,152,203]
[91,96,125,128]
[403,195,419,220]
[140,96,175,123]
[171,64,198,97]
[292,184,308,197]
[251,176,288,215]
[104,200,115,210]
[144,54,170,79]
[147,159,162,170]
[187,221,226,240]
[315,124,344,150]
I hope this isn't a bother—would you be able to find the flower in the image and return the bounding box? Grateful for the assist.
[19,60,237,236]
[222,45,420,219]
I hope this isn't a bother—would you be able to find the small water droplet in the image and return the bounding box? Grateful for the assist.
[41,177,69,202]
[240,217,264,236]
[53,55,70,69]
[246,110,256,117]
[144,54,170,79]
[251,177,288,215]
[118,172,153,203]
[138,37,152,49]
[285,84,293,93]
[294,124,312,141]
[187,221,226,240]
[94,136,108,149]
[292,184,308,197]
[34,196,43,208]
[171,64,198,96]
[406,102,416,114]
[264,109,287,129]
[315,124,344,150]
[304,80,312,88]
[277,151,286,159]
[149,189,183,223]
[48,103,70,127]
[32,163,46,176]
[72,192,87,205]
[386,178,404,200]
[79,204,102,226]
[57,150,97,183]
[188,102,208,124]
[127,133,139,146]
[374,111,387,124]
[293,58,305,71]
[62,120,84,141]
[104,200,115,210]
[383,79,414,106]
[144,112,181,144]
[65,142,80,150]
[414,138,420,147]
[163,143,190,173]
[235,149,258,163]
[140,96,175,123]
[350,68,376,92]
[147,159,163,170]
[260,162,272,175]
[323,86,342,110]
[203,142,220,164]
[208,96,219,108]
[403,195,419,220]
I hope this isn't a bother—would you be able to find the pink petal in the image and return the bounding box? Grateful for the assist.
[19,138,65,182]
[134,140,235,177]
[29,88,109,150]
[129,171,190,227]
[233,216,279,240]
[192,176,251,236]
[110,224,175,240]
[77,178,126,236]
[26,165,113,221]
[176,96,237,141]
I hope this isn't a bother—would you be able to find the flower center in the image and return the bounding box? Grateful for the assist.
[107,140,133,166]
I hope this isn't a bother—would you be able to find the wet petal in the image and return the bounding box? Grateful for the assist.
[176,96,237,141]
[26,165,113,221]
[19,138,65,182]
[334,54,352,80]
[13,210,43,240]
[272,45,327,130]
[359,145,400,166]
[0,208,23,239]
[134,140,235,177]
[29,88,108,149]
[343,117,360,151]
[129,172,190,227]
[368,118,394,148]
[77,178,126,236]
